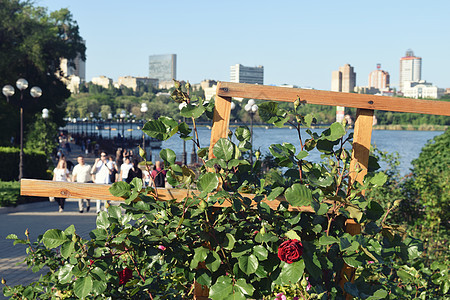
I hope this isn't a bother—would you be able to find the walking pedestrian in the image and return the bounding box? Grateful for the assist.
[119,156,133,182]
[72,155,92,213]
[150,161,166,188]
[91,151,114,213]
[126,159,143,184]
[52,159,71,212]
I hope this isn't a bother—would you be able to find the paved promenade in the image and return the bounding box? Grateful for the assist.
[0,141,105,298]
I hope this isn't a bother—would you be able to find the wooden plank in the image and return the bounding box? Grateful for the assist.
[20,179,316,213]
[208,87,232,159]
[216,82,450,116]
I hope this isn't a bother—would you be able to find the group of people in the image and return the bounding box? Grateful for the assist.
[52,148,167,213]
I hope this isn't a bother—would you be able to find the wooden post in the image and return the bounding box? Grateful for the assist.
[340,108,374,298]
[208,83,232,159]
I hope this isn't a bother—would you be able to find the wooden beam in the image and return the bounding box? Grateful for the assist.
[216,82,450,116]
[20,179,316,213]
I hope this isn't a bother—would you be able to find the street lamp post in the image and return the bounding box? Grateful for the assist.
[120,110,126,147]
[2,78,42,180]
[140,103,148,161]
[107,113,113,140]
[244,99,258,165]
[42,108,49,163]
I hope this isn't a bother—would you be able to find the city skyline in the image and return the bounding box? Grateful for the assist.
[37,0,450,91]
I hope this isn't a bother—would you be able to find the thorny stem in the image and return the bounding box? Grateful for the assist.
[128,249,154,300]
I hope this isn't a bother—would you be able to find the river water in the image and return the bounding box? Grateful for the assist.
[64,123,444,176]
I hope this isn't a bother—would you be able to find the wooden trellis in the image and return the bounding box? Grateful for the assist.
[20,82,450,299]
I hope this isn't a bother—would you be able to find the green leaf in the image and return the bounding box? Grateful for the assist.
[131,177,143,191]
[60,241,75,259]
[160,148,176,166]
[108,205,122,220]
[64,224,76,236]
[190,247,210,269]
[180,103,206,118]
[276,260,305,285]
[195,268,212,286]
[343,255,363,268]
[198,173,219,193]
[109,181,131,198]
[96,211,110,229]
[6,234,18,240]
[238,254,258,275]
[205,251,221,272]
[42,229,68,249]
[209,276,233,300]
[296,150,309,160]
[285,230,301,240]
[284,183,312,207]
[91,279,107,295]
[366,201,384,221]
[213,138,234,161]
[318,235,338,246]
[142,118,177,141]
[346,206,363,222]
[235,126,251,142]
[369,172,388,187]
[58,264,74,284]
[267,187,284,201]
[366,289,388,299]
[304,114,314,127]
[323,122,346,141]
[252,245,268,260]
[235,278,255,297]
[74,276,93,299]
[223,233,236,250]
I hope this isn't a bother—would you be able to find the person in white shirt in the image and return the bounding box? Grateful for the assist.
[119,156,133,182]
[91,151,114,213]
[52,159,71,212]
[72,155,92,213]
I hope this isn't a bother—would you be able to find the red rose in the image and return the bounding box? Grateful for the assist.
[278,239,303,264]
[118,267,133,285]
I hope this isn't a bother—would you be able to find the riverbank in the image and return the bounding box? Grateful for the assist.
[373,124,448,131]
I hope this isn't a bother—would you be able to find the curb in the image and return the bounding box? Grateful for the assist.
[0,201,51,215]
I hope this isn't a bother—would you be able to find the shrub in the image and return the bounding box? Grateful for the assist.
[0,147,49,181]
[3,81,443,299]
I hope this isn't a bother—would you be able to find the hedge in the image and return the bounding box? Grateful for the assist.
[0,147,50,181]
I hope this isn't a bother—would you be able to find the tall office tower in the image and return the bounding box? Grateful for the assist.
[399,49,421,92]
[149,54,177,82]
[230,64,264,85]
[331,64,356,122]
[368,64,390,90]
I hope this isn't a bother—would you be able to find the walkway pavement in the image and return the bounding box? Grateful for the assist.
[0,141,107,298]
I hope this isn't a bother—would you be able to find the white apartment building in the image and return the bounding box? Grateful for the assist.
[399,50,421,92]
[92,76,113,89]
[230,64,264,85]
[402,81,444,99]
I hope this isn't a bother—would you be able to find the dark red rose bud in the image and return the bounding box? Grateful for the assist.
[278,239,303,264]
[118,267,133,285]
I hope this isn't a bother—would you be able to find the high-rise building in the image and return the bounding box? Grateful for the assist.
[331,64,356,93]
[331,64,356,123]
[368,64,390,90]
[399,49,421,92]
[149,54,177,85]
[230,64,264,85]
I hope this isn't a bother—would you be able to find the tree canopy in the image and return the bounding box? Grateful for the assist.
[0,0,86,146]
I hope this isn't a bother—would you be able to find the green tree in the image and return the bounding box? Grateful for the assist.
[0,0,86,146]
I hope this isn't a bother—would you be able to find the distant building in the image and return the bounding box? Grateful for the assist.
[402,81,444,99]
[368,64,390,90]
[230,64,264,85]
[331,64,356,123]
[117,76,158,91]
[149,54,176,88]
[92,76,113,89]
[399,49,421,92]
[58,41,86,93]
[354,86,380,95]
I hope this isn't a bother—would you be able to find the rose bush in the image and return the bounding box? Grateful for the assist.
[2,81,438,299]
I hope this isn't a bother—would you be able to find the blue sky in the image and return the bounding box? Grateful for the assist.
[37,0,449,91]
